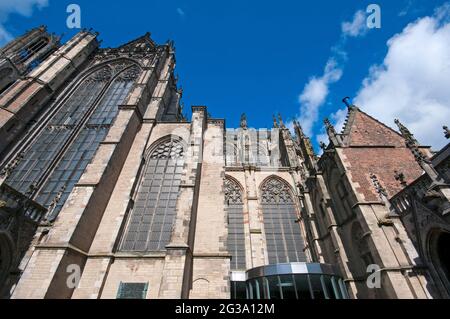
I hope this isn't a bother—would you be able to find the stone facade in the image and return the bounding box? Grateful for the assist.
[0,28,449,299]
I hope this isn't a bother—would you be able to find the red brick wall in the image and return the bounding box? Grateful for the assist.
[341,111,424,201]
[347,111,404,147]
[342,147,423,201]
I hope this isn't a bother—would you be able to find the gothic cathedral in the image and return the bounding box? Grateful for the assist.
[0,28,449,299]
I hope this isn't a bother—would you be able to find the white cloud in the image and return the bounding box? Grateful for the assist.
[0,0,48,46]
[176,7,185,17]
[297,58,343,136]
[330,3,450,150]
[342,10,368,38]
[293,9,367,138]
[398,0,414,17]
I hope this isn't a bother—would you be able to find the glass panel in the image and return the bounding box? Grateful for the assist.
[279,275,297,299]
[331,276,342,299]
[321,275,336,299]
[247,281,253,299]
[231,281,247,300]
[266,276,282,300]
[294,274,312,299]
[252,279,260,300]
[338,278,349,299]
[309,274,326,299]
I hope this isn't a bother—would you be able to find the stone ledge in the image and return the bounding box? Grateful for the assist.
[193,253,232,259]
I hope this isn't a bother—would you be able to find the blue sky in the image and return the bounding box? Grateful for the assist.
[1,0,450,151]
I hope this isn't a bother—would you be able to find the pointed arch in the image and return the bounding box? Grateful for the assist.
[259,176,296,205]
[143,135,187,161]
[225,175,244,204]
[259,176,306,264]
[427,228,450,296]
[225,175,246,270]
[120,136,186,252]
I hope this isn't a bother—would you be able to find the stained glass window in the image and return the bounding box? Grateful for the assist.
[225,178,246,270]
[120,138,185,252]
[261,178,306,264]
[5,62,140,220]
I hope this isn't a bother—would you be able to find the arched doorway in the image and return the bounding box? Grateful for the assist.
[429,230,450,295]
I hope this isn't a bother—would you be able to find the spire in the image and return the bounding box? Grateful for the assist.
[395,119,443,183]
[278,113,286,129]
[293,120,304,138]
[324,118,341,147]
[272,115,279,128]
[444,126,450,139]
[394,119,419,146]
[395,119,428,163]
[240,113,248,130]
[324,118,337,136]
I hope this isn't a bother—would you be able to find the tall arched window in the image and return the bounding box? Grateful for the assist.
[261,177,306,264]
[225,177,246,270]
[120,137,185,252]
[6,61,140,220]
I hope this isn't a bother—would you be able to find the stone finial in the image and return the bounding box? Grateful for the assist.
[444,126,450,139]
[272,115,279,128]
[406,138,431,166]
[370,173,399,220]
[320,141,327,151]
[240,113,248,130]
[342,96,355,110]
[324,118,342,147]
[293,120,304,138]
[394,119,437,172]
[395,119,419,146]
[342,97,351,108]
[394,171,408,187]
[305,138,316,157]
